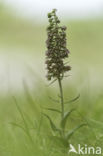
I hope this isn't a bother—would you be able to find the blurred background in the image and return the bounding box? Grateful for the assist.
[0,0,103,94]
[0,1,103,156]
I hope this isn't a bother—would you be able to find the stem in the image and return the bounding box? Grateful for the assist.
[58,78,64,120]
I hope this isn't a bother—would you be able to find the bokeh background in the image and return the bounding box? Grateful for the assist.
[0,0,103,93]
[0,0,103,156]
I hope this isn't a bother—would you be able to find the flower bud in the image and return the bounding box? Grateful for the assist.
[48,13,52,18]
[61,26,67,30]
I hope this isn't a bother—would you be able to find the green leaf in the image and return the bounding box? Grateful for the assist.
[60,109,75,129]
[66,123,86,140]
[12,97,33,142]
[48,78,57,86]
[43,113,61,133]
[48,96,59,103]
[13,97,28,129]
[64,94,80,104]
[44,107,61,113]
[10,122,33,142]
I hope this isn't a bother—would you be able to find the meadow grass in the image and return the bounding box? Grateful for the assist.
[0,4,103,156]
[0,78,103,156]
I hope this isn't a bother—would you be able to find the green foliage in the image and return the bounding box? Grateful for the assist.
[64,94,80,104]
[42,113,61,133]
[12,97,33,142]
[43,10,87,153]
[0,4,103,156]
[44,107,61,113]
[65,124,87,140]
[60,109,75,129]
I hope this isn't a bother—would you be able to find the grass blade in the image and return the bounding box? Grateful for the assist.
[66,123,86,140]
[12,96,33,142]
[13,97,28,129]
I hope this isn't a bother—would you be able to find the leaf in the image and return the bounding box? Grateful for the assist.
[64,94,80,104]
[66,123,87,140]
[60,109,75,129]
[48,96,59,103]
[13,97,28,130]
[43,107,61,113]
[42,113,61,133]
[12,97,33,142]
[10,122,33,143]
[48,78,57,86]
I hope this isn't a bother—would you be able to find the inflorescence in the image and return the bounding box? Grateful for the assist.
[45,9,71,81]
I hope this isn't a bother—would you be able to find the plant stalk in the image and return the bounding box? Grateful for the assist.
[58,78,64,120]
[58,77,65,137]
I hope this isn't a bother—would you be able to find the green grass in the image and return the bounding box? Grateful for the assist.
[0,84,103,156]
[0,3,103,156]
